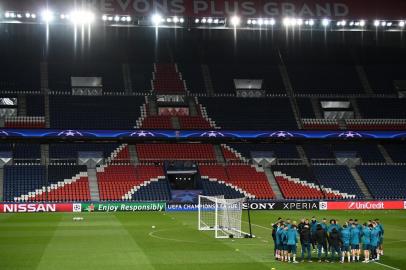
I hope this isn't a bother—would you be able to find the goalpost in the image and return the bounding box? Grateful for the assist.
[198,195,249,238]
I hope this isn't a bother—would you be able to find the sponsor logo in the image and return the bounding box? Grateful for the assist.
[2,204,56,213]
[73,203,82,212]
[348,201,384,210]
[327,201,405,210]
[319,201,328,210]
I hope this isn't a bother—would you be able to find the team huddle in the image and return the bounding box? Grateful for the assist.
[271,217,384,264]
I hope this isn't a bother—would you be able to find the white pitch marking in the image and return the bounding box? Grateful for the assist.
[374,262,401,270]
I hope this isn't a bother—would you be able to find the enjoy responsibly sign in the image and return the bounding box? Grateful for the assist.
[81,202,166,212]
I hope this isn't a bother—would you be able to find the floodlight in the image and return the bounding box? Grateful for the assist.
[195,18,199,23]
[374,20,380,27]
[126,16,131,22]
[69,10,95,25]
[258,18,263,25]
[114,15,120,22]
[102,15,108,21]
[17,14,22,19]
[381,21,387,26]
[201,18,207,23]
[5,12,10,18]
[296,18,303,26]
[387,22,392,26]
[308,19,315,26]
[269,18,276,25]
[399,21,405,27]
[41,10,54,23]
[213,18,218,24]
[230,15,241,26]
[207,18,213,24]
[251,19,257,25]
[283,17,291,26]
[322,18,330,27]
[151,13,163,25]
[359,20,366,27]
[179,18,184,23]
[173,16,179,23]
[25,13,31,18]
[31,13,36,19]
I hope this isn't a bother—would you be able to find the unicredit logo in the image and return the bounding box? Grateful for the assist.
[348,201,384,210]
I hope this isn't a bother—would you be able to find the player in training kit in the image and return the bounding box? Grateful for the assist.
[310,217,318,251]
[300,224,312,262]
[275,223,284,260]
[375,219,384,256]
[287,225,299,263]
[370,223,380,261]
[361,223,372,263]
[350,223,362,262]
[281,226,289,262]
[314,224,329,262]
[340,224,351,263]
[328,228,342,263]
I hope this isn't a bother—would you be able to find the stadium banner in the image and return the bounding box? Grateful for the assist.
[326,201,405,210]
[1,129,406,141]
[166,201,320,211]
[2,0,406,20]
[81,202,166,212]
[0,203,78,213]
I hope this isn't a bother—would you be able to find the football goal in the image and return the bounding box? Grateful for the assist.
[198,195,250,238]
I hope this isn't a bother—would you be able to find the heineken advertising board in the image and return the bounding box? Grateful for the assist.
[81,202,166,212]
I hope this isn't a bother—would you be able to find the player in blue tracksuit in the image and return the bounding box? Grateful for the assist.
[361,223,372,263]
[287,225,299,263]
[370,223,380,261]
[375,219,384,256]
[340,224,351,263]
[281,226,289,262]
[350,223,362,261]
[276,224,284,261]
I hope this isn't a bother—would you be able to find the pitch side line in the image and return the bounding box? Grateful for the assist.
[374,262,401,270]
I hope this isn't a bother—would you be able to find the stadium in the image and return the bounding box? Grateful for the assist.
[0,0,405,269]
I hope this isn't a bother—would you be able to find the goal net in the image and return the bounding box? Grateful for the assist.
[198,195,247,238]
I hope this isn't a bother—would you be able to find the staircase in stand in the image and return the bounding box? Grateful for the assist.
[349,168,372,199]
[264,168,284,200]
[87,168,100,201]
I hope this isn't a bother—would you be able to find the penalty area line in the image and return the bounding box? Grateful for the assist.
[374,262,401,270]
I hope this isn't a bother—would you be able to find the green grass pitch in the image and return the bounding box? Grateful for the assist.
[0,210,405,270]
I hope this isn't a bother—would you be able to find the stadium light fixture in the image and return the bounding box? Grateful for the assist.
[283,17,291,26]
[173,16,179,23]
[374,20,380,27]
[114,15,120,22]
[386,22,392,27]
[207,18,213,24]
[230,16,241,26]
[269,18,276,26]
[102,15,108,21]
[201,18,207,23]
[308,19,315,26]
[41,10,54,23]
[399,21,405,27]
[69,10,95,25]
[151,13,163,26]
[359,20,366,27]
[5,12,10,18]
[322,18,330,27]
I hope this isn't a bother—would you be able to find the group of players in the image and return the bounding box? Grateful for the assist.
[271,217,384,263]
